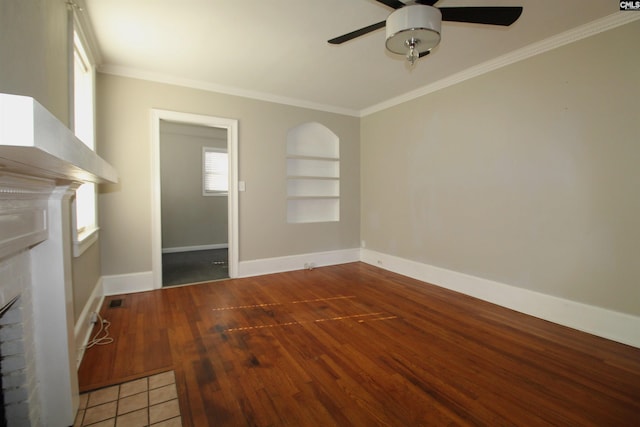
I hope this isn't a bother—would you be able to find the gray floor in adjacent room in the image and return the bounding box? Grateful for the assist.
[162,248,229,287]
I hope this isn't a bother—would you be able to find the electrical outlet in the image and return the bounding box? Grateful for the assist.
[90,312,98,324]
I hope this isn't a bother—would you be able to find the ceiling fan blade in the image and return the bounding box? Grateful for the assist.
[419,50,431,58]
[414,0,440,6]
[328,20,386,44]
[376,0,406,9]
[440,6,523,26]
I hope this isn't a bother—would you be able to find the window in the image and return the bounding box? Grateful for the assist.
[203,147,228,196]
[72,25,98,256]
[73,31,94,148]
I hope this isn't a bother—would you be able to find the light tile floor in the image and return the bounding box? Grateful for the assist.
[75,370,182,427]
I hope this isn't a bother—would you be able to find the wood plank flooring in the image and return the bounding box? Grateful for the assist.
[78,262,640,426]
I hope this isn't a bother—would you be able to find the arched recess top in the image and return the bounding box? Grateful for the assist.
[286,122,339,158]
[285,122,340,223]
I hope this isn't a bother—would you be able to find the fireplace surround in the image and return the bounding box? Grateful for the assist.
[0,93,117,426]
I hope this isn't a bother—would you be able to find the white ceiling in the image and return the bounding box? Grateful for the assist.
[83,0,620,115]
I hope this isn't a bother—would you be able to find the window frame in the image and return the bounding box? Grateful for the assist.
[71,15,99,257]
[202,147,229,197]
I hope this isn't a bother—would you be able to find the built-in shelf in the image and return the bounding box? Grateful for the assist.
[286,155,339,160]
[287,196,339,200]
[287,177,339,199]
[286,123,339,223]
[287,176,338,180]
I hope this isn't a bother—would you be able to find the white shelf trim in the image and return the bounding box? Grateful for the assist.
[286,155,340,161]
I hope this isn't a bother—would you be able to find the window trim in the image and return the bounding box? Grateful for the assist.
[71,192,100,258]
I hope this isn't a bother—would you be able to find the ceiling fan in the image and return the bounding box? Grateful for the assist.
[328,0,523,65]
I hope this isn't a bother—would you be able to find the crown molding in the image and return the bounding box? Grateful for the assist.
[361,12,640,117]
[95,12,638,119]
[97,65,361,117]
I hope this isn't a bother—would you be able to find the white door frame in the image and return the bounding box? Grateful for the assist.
[151,109,239,288]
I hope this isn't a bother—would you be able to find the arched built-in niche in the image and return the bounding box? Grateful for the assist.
[286,122,340,223]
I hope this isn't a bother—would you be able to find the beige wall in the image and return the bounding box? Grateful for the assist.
[361,21,640,316]
[97,74,360,276]
[71,243,101,321]
[0,0,69,125]
[160,121,228,249]
[1,0,102,322]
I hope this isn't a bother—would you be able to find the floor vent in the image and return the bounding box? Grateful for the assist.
[109,299,123,308]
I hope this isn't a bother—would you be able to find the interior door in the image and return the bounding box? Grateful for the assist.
[158,121,229,286]
[151,110,239,288]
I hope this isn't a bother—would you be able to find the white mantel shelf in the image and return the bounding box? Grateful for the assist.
[0,93,118,184]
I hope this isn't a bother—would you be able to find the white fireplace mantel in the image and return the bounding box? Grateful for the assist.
[0,93,118,426]
[0,93,117,184]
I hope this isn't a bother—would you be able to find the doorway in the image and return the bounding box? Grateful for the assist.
[151,110,239,289]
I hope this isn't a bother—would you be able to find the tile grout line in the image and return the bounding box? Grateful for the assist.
[77,370,182,426]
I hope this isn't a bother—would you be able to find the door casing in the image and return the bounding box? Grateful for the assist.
[151,109,239,288]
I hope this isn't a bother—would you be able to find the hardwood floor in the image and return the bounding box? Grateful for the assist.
[78,262,640,426]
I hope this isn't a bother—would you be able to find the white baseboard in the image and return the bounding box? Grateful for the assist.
[74,277,105,368]
[94,247,639,348]
[238,248,361,278]
[361,248,640,348]
[102,271,154,295]
[162,243,228,254]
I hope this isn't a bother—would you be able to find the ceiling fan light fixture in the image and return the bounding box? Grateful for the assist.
[385,5,441,64]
